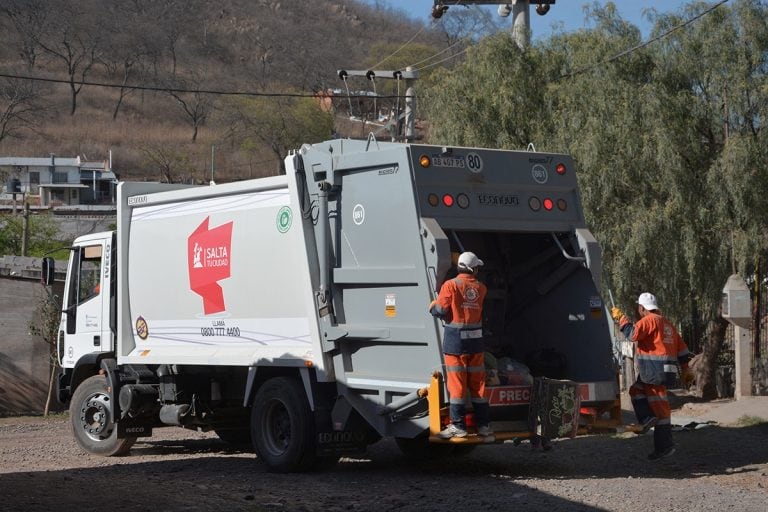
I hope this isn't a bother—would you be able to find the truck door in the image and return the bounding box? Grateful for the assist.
[60,242,111,367]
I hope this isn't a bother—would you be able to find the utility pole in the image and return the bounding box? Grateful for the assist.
[432,1,556,51]
[337,69,419,142]
[21,201,30,256]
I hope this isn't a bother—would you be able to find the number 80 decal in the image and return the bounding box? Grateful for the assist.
[467,152,483,173]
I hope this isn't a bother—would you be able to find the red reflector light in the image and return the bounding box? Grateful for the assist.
[543,198,554,211]
[557,199,567,211]
[442,194,454,207]
[427,193,439,207]
[528,197,541,211]
[556,163,567,175]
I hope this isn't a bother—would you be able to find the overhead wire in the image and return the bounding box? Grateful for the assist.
[557,0,731,80]
[0,71,405,99]
[369,0,464,69]
[406,2,500,72]
[0,1,731,100]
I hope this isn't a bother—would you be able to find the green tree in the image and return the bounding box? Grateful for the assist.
[423,0,768,396]
[0,213,66,257]
[423,32,552,148]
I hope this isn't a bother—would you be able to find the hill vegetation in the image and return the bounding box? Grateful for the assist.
[0,0,457,180]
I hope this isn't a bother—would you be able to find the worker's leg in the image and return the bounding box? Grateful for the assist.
[445,353,468,428]
[629,379,654,424]
[645,384,674,452]
[466,352,489,427]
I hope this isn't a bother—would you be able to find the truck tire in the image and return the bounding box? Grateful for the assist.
[250,376,316,472]
[70,375,136,456]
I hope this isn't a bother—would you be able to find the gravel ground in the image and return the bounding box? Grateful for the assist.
[0,399,766,512]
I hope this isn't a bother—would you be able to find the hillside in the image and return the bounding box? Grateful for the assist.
[0,0,449,182]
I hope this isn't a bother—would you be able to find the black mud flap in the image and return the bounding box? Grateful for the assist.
[315,430,368,457]
[118,421,153,438]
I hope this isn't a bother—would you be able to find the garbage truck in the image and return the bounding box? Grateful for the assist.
[43,137,620,472]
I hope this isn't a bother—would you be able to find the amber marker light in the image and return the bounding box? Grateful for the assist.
[419,155,431,168]
[557,199,567,211]
[427,193,439,207]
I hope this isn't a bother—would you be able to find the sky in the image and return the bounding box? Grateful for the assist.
[362,1,697,38]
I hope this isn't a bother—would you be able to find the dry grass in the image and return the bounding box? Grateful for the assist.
[0,80,284,182]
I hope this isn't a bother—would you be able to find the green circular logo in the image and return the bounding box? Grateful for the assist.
[276,206,292,233]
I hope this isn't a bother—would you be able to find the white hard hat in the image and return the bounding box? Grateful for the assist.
[458,252,483,271]
[637,292,659,311]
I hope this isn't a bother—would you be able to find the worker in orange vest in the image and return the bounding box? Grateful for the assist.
[611,292,693,460]
[429,252,492,439]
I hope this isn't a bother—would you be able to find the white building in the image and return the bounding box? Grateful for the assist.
[0,155,117,207]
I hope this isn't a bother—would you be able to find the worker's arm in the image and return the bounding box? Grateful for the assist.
[429,281,453,319]
[618,318,635,341]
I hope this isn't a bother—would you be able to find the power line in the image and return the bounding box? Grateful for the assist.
[370,24,428,70]
[414,45,471,72]
[0,1,732,101]
[558,0,730,80]
[369,0,466,70]
[405,2,498,71]
[0,71,412,99]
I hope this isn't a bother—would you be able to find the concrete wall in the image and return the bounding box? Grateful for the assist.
[0,276,63,415]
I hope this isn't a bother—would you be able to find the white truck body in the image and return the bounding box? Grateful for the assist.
[49,138,620,471]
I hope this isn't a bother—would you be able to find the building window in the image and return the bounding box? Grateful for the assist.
[53,172,68,184]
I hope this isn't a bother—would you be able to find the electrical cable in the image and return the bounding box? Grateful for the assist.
[0,2,730,100]
[370,24,428,70]
[368,0,466,69]
[0,71,409,99]
[404,2,499,72]
[340,73,355,114]
[413,45,471,72]
[405,35,468,69]
[557,0,730,81]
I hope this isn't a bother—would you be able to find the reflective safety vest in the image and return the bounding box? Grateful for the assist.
[430,274,487,354]
[620,312,691,386]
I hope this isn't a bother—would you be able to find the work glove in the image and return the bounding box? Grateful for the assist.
[682,368,695,388]
[610,307,624,322]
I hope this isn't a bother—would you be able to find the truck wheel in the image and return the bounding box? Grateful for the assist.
[70,375,136,456]
[251,377,316,472]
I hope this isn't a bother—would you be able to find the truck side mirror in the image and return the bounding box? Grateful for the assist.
[41,257,55,286]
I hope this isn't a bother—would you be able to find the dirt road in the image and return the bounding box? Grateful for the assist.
[1,402,766,512]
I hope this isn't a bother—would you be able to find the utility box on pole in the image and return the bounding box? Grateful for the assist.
[722,274,753,399]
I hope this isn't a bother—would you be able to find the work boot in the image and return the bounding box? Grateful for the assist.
[477,425,494,437]
[438,424,467,439]
[648,446,676,460]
